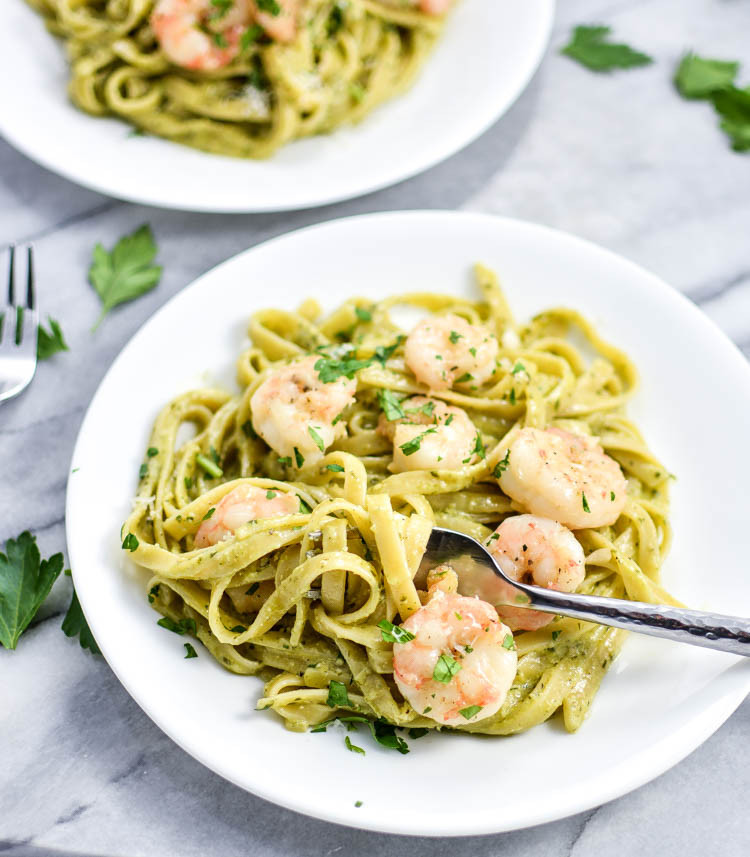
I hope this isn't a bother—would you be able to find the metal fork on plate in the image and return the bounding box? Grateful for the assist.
[0,246,38,404]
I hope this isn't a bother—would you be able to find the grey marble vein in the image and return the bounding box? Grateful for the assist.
[2,0,749,854]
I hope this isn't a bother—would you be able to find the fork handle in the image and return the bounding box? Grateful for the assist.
[514,583,750,657]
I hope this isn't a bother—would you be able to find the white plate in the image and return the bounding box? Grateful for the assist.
[67,212,750,835]
[0,0,553,213]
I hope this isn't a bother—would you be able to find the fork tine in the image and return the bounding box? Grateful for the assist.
[7,244,15,305]
[26,246,35,310]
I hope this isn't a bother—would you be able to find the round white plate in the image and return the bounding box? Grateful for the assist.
[0,0,553,213]
[67,212,750,835]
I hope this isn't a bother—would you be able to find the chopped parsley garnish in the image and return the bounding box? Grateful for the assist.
[551,630,561,641]
[184,643,198,659]
[88,224,162,330]
[314,355,372,383]
[511,361,526,375]
[210,0,233,15]
[454,612,462,620]
[240,24,264,51]
[509,387,517,406]
[406,400,436,418]
[432,653,461,683]
[326,463,345,472]
[469,346,477,357]
[196,453,223,478]
[582,492,591,513]
[408,727,429,739]
[399,428,436,456]
[327,2,346,36]
[294,447,305,468]
[493,449,511,478]
[266,490,276,499]
[241,420,258,439]
[121,533,139,552]
[307,425,325,453]
[377,388,406,421]
[0,532,64,650]
[157,616,197,635]
[299,497,312,514]
[184,476,193,490]
[229,624,247,633]
[202,507,216,521]
[37,317,68,361]
[278,456,292,466]
[326,679,352,708]
[313,716,409,753]
[502,633,516,650]
[455,372,473,383]
[148,584,160,604]
[212,31,228,48]
[256,0,281,14]
[345,736,365,755]
[354,800,363,807]
[377,619,416,644]
[458,705,482,720]
[245,582,260,595]
[449,330,463,344]
[610,491,616,501]
[469,432,486,461]
[374,336,404,366]
[445,414,454,426]
[561,25,653,72]
[465,645,474,653]
[354,306,372,322]
[139,463,148,479]
[62,584,101,655]
[147,447,158,458]
[674,52,739,99]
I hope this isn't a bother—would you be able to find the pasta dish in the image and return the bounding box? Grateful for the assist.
[27,0,453,158]
[122,265,678,742]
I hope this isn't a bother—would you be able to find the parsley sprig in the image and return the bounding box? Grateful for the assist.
[561,25,653,72]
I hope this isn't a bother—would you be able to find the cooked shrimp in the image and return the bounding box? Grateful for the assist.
[418,0,454,12]
[250,355,356,463]
[485,514,585,631]
[404,313,499,391]
[152,0,298,71]
[499,427,627,529]
[194,484,298,548]
[392,567,517,726]
[376,395,480,472]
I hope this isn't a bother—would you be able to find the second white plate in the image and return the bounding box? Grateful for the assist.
[0,0,553,212]
[67,212,750,835]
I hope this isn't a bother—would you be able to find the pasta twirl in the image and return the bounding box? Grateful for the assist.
[123,265,676,737]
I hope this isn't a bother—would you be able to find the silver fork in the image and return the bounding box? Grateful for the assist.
[418,527,750,657]
[0,246,38,404]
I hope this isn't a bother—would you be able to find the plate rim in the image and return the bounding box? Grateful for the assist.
[0,0,555,213]
[65,210,750,835]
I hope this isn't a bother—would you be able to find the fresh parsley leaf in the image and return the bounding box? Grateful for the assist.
[511,361,526,375]
[551,630,561,641]
[399,428,437,456]
[502,633,516,650]
[326,679,351,708]
[370,719,409,753]
[265,490,276,499]
[147,447,158,457]
[229,624,247,633]
[449,330,463,344]
[345,735,365,755]
[377,389,406,421]
[196,453,223,478]
[307,425,325,453]
[509,387,516,406]
[184,642,198,658]
[314,355,373,383]
[493,449,510,478]
[354,800,363,807]
[326,463,345,473]
[432,653,461,683]
[148,584,160,603]
[257,0,281,14]
[292,447,304,468]
[121,533,139,552]
[408,727,429,739]
[582,492,591,513]
[202,507,216,521]
[455,372,473,383]
[210,0,233,15]
[88,225,162,330]
[240,24,264,51]
[712,87,750,152]
[0,532,64,649]
[157,616,197,635]
[354,306,372,322]
[139,463,148,479]
[445,414,454,426]
[674,53,739,99]
[377,619,416,644]
[278,456,292,466]
[37,317,68,361]
[374,336,404,366]
[610,491,616,501]
[458,705,482,720]
[245,582,260,596]
[561,25,653,72]
[62,587,101,655]
[471,432,486,461]
[406,400,436,418]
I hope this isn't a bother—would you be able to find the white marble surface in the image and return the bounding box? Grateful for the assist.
[2,0,750,854]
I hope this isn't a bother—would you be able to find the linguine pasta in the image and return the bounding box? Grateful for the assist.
[122,265,677,738]
[26,0,446,158]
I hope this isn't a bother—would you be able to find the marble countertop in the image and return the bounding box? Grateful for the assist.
[2,0,749,854]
